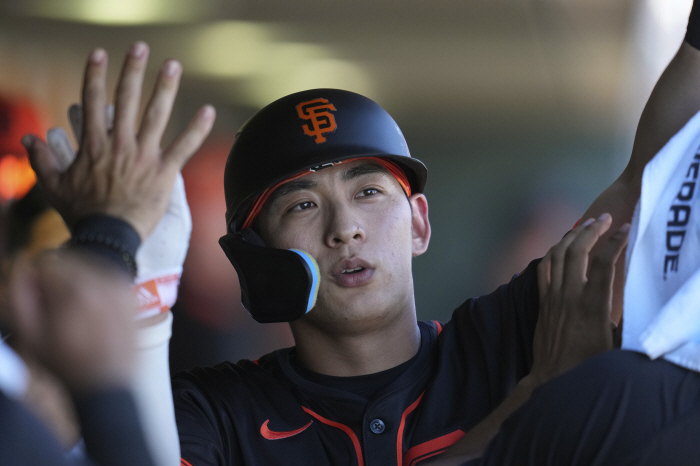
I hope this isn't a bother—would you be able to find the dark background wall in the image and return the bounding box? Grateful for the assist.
[0,0,690,368]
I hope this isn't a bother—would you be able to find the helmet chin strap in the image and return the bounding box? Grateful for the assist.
[219,229,320,323]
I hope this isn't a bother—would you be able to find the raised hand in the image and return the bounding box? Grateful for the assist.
[23,42,215,241]
[532,214,630,382]
[47,101,192,320]
[8,250,137,390]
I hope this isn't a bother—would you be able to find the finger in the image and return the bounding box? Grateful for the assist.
[537,250,553,302]
[562,214,613,285]
[105,103,115,130]
[22,135,61,191]
[586,223,630,298]
[549,217,593,291]
[137,59,182,149]
[46,127,76,172]
[112,42,149,143]
[162,104,215,170]
[68,103,83,142]
[70,103,113,143]
[81,48,109,151]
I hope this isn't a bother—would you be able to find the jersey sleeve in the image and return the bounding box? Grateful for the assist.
[172,368,239,466]
[444,258,541,406]
[73,388,156,466]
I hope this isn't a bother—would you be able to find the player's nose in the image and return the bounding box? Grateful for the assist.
[324,202,365,247]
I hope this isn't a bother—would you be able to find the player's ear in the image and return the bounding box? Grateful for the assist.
[409,193,430,256]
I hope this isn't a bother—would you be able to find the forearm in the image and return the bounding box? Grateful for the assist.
[133,312,181,466]
[579,14,700,323]
[623,0,700,190]
[70,217,180,465]
[73,388,155,466]
[627,43,700,181]
[425,376,539,465]
[579,177,637,324]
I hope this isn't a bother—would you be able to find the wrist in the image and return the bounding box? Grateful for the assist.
[68,214,141,277]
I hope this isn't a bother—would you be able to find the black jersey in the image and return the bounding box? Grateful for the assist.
[173,259,540,466]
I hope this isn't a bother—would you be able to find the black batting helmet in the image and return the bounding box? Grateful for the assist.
[223,88,427,233]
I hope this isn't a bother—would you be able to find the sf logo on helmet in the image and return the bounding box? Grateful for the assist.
[296,98,337,144]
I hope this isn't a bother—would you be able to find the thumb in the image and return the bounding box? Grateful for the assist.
[22,134,62,192]
[46,127,77,172]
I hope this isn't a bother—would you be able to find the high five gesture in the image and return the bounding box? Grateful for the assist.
[22,42,215,241]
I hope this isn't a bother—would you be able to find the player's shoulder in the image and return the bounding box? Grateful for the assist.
[442,257,541,341]
[460,257,540,311]
[172,347,291,396]
[172,347,312,437]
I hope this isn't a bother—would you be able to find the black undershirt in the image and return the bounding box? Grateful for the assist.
[289,345,420,400]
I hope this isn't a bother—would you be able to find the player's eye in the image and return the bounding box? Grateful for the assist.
[290,201,316,212]
[357,188,380,197]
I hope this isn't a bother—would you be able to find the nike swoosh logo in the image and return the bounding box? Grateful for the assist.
[260,419,313,440]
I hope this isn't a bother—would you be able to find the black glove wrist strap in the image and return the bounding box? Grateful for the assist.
[68,214,141,278]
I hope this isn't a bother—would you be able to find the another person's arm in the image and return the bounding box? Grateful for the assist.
[430,4,700,463]
[23,42,215,466]
[8,248,154,466]
[580,35,700,326]
[428,216,629,465]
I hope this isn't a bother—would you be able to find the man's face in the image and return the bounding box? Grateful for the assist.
[255,159,430,331]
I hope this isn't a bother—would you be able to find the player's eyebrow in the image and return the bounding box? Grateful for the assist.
[267,162,389,205]
[340,162,389,182]
[268,178,318,204]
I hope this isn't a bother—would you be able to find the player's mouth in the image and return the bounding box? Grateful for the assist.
[333,259,374,287]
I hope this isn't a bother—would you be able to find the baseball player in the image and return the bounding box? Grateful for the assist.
[20,2,700,462]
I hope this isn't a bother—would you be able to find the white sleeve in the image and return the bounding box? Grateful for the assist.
[133,312,180,466]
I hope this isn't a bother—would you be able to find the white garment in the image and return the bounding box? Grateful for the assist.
[0,337,28,399]
[622,108,700,372]
[134,311,181,466]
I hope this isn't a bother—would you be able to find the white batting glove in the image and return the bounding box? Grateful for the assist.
[133,173,191,319]
[47,104,191,320]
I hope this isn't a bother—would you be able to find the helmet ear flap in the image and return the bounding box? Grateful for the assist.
[239,227,265,247]
[218,229,320,323]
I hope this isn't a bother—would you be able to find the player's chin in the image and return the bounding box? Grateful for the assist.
[310,292,392,324]
[328,281,388,305]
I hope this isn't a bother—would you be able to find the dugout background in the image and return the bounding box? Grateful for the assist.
[0,0,690,371]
